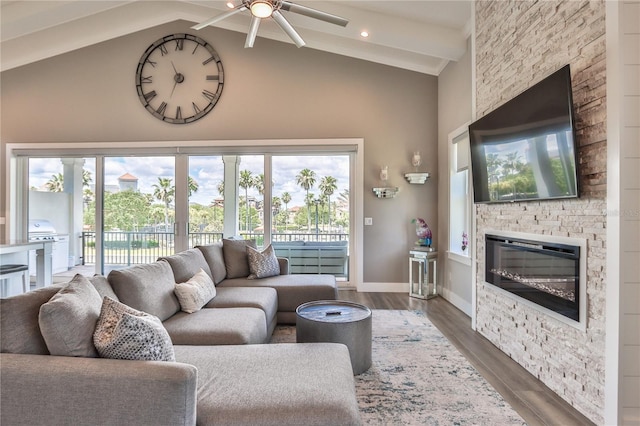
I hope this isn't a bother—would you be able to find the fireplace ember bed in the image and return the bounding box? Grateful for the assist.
[485,234,581,322]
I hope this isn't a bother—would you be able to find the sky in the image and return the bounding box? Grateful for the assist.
[29,154,350,207]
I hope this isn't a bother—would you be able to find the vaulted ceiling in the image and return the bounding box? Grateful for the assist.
[0,0,472,74]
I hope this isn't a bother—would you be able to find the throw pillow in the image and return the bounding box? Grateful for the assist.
[174,268,217,313]
[38,274,103,357]
[247,244,281,279]
[93,297,175,362]
[222,238,257,278]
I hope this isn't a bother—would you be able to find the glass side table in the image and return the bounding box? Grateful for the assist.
[409,248,437,299]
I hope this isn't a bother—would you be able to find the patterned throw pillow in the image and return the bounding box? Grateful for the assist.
[174,268,217,313]
[247,244,281,279]
[93,297,175,362]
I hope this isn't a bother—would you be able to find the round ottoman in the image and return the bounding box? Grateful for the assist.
[296,300,372,375]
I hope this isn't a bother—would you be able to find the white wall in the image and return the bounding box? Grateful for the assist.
[438,37,473,314]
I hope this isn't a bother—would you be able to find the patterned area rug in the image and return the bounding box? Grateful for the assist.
[271,309,526,425]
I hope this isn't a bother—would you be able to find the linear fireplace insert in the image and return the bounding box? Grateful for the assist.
[485,234,581,321]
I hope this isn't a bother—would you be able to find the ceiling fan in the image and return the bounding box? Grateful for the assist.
[192,0,349,48]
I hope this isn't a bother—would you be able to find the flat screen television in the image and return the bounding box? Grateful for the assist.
[469,65,579,204]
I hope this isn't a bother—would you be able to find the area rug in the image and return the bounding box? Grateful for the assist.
[271,309,526,425]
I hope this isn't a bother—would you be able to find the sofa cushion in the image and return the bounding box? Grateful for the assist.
[38,274,103,357]
[173,343,361,425]
[222,239,256,279]
[205,286,278,335]
[0,286,62,355]
[94,297,175,361]
[196,243,226,284]
[159,248,213,284]
[247,244,280,279]
[174,269,217,314]
[163,307,268,345]
[108,260,180,321]
[89,274,120,302]
[220,274,337,314]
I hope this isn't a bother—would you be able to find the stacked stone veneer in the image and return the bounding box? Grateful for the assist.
[474,1,606,423]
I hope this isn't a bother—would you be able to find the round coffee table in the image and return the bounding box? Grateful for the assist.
[296,300,372,375]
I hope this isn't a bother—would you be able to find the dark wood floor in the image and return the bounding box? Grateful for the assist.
[338,290,595,426]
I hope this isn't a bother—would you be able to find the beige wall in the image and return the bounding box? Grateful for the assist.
[0,20,438,285]
[474,1,606,423]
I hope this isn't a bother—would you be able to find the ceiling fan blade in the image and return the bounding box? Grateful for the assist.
[245,16,261,48]
[280,1,349,27]
[272,10,305,48]
[191,5,247,30]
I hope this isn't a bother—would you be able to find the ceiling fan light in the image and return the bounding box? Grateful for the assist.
[250,1,273,18]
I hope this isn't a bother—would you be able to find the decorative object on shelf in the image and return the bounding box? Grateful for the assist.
[462,232,468,252]
[404,151,430,184]
[412,152,421,170]
[412,218,432,247]
[380,166,389,182]
[373,165,399,198]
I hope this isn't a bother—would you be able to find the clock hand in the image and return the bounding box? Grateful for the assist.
[170,78,179,98]
[170,61,185,98]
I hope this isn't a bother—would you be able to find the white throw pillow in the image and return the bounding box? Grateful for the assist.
[174,268,217,313]
[93,297,175,362]
[247,244,280,279]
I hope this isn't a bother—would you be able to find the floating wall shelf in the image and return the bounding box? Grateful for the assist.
[404,172,430,184]
[372,187,399,198]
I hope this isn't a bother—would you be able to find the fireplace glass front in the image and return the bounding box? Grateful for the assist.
[485,234,580,321]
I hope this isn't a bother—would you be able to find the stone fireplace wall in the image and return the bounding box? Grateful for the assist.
[474,1,606,423]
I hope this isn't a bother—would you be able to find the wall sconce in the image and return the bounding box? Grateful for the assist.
[405,151,430,184]
[373,165,399,198]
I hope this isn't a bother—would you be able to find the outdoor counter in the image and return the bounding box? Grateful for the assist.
[0,240,53,289]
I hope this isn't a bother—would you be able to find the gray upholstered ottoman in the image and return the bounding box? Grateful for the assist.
[296,300,372,375]
[174,343,361,425]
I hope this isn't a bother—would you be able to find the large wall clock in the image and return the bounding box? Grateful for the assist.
[135,33,224,124]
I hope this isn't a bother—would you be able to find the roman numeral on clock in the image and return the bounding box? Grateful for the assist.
[143,90,157,103]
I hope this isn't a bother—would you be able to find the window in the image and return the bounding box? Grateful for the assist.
[13,139,361,286]
[449,130,471,257]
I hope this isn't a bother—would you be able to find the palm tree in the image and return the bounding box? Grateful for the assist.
[82,170,92,188]
[319,175,337,232]
[239,170,254,231]
[187,176,199,198]
[272,196,282,228]
[153,177,175,231]
[281,192,291,231]
[45,173,64,192]
[254,174,265,197]
[296,168,316,231]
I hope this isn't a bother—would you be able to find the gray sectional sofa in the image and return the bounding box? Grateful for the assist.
[0,241,361,426]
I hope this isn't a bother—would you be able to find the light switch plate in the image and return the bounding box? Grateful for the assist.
[364,217,373,226]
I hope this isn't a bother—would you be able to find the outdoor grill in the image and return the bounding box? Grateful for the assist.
[28,219,60,242]
[28,219,70,275]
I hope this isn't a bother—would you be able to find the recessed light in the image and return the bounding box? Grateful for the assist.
[226,2,235,8]
[360,31,369,38]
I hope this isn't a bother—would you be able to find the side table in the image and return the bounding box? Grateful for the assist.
[409,248,437,299]
[296,300,372,375]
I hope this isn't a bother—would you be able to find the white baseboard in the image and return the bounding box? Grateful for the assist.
[442,288,472,316]
[357,282,410,293]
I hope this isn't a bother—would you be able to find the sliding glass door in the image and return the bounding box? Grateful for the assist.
[18,141,358,285]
